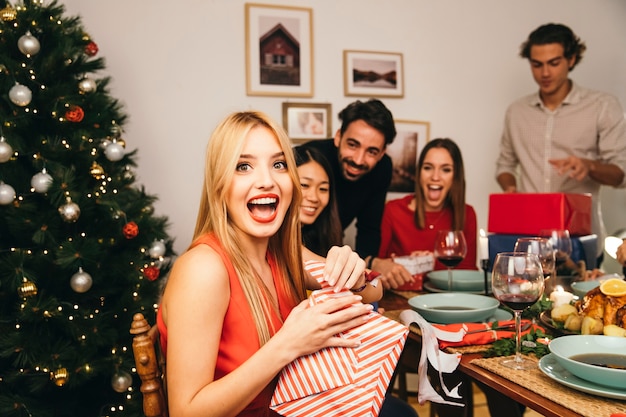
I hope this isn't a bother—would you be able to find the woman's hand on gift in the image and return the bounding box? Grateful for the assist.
[371,256,414,289]
[322,245,366,291]
[274,296,374,359]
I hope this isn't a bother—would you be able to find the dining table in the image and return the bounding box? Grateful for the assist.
[379,287,626,417]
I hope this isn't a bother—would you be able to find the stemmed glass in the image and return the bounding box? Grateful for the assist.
[539,229,573,271]
[514,237,555,292]
[492,252,545,370]
[434,230,467,291]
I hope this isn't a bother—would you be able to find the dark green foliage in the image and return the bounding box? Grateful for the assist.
[0,2,175,416]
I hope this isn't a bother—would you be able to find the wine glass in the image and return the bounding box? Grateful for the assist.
[434,230,467,291]
[514,237,555,292]
[491,252,545,370]
[539,229,573,270]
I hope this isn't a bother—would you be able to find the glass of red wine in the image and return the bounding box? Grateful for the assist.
[434,230,467,291]
[491,252,545,370]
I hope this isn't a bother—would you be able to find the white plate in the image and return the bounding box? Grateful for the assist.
[538,354,626,400]
[426,270,489,292]
[423,280,492,295]
[488,309,513,322]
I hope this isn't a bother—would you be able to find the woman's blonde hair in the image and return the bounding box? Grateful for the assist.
[192,111,306,345]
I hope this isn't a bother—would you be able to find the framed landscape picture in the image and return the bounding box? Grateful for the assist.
[245,3,313,97]
[282,102,332,143]
[386,119,430,192]
[343,50,404,98]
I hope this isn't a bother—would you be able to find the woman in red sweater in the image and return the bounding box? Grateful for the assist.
[374,138,477,289]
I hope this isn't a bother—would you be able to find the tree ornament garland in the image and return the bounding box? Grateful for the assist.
[9,83,32,106]
[0,137,13,162]
[17,31,41,56]
[31,168,53,193]
[84,41,98,56]
[58,197,81,222]
[143,265,160,281]
[70,267,93,293]
[0,182,16,205]
[64,105,84,122]
[122,221,139,239]
[52,368,68,387]
[78,77,97,94]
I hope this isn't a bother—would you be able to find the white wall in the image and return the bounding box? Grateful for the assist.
[63,0,626,256]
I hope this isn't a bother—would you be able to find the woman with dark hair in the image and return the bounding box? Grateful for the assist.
[375,138,478,288]
[294,145,343,257]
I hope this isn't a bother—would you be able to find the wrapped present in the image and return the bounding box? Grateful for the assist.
[488,193,591,236]
[393,251,433,291]
[271,262,408,416]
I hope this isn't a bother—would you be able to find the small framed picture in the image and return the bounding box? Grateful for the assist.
[282,102,332,143]
[386,119,430,192]
[245,3,313,97]
[343,50,404,98]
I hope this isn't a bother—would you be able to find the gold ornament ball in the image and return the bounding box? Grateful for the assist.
[18,280,38,298]
[90,161,105,178]
[0,5,17,21]
[52,368,69,387]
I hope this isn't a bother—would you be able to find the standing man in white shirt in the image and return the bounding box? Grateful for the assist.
[495,23,626,266]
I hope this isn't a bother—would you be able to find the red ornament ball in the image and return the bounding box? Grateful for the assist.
[85,41,99,56]
[143,266,160,281]
[122,221,139,239]
[65,105,84,122]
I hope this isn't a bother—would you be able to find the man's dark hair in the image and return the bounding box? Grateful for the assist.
[519,23,586,71]
[337,99,396,146]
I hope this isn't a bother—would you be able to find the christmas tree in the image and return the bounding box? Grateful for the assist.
[0,1,175,416]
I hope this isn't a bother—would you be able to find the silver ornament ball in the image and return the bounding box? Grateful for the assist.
[58,199,81,222]
[0,140,13,163]
[31,170,53,193]
[78,77,97,94]
[9,83,32,106]
[18,32,41,56]
[104,142,125,161]
[148,240,167,258]
[70,268,93,293]
[111,370,133,393]
[0,183,16,205]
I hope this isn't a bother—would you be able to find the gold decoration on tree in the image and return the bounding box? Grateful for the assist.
[18,280,38,298]
[0,5,17,21]
[52,367,69,387]
[90,161,105,178]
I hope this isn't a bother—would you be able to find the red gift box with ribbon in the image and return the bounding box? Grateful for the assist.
[488,193,592,236]
[270,262,409,416]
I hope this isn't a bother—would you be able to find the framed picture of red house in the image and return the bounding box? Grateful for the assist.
[343,50,404,98]
[245,3,313,97]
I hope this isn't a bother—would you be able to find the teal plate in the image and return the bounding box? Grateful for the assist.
[538,354,626,400]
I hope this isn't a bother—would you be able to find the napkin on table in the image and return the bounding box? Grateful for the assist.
[433,320,542,349]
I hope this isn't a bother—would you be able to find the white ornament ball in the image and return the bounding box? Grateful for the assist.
[70,268,93,293]
[0,140,13,163]
[58,199,81,222]
[31,170,53,193]
[111,370,133,393]
[9,83,32,106]
[78,77,97,94]
[0,183,16,205]
[18,31,41,56]
[104,142,125,161]
[148,240,166,258]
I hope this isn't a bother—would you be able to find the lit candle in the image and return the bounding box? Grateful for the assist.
[479,229,489,260]
[550,285,574,308]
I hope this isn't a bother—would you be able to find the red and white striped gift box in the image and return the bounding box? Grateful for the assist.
[271,262,408,416]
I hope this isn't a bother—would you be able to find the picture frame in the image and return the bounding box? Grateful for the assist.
[282,102,332,143]
[386,119,430,192]
[343,50,404,98]
[245,3,313,97]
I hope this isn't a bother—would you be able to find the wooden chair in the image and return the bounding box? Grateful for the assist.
[130,312,168,417]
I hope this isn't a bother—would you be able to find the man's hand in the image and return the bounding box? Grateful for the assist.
[549,156,593,182]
